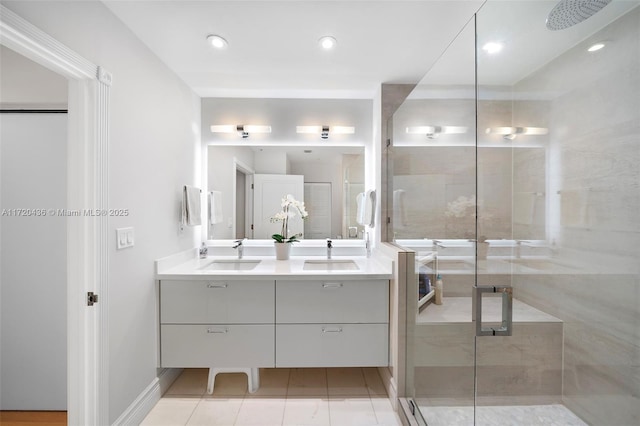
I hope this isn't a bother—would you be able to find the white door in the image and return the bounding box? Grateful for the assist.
[253,174,304,239]
[304,182,332,238]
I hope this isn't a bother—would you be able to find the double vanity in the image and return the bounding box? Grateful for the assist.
[155,250,393,392]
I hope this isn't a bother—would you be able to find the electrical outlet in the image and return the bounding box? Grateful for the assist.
[116,227,135,249]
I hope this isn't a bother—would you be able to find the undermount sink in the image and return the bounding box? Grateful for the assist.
[201,259,261,271]
[303,259,360,271]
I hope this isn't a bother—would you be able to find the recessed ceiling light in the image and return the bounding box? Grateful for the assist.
[318,36,337,50]
[482,42,503,54]
[587,42,605,52]
[207,34,228,49]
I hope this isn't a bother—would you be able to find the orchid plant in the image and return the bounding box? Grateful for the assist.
[270,194,309,243]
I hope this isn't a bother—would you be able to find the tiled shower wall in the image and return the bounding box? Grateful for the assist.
[512,8,640,426]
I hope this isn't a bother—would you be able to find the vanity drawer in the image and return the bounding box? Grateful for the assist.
[275,323,388,367]
[161,324,275,368]
[160,279,275,324]
[276,279,389,323]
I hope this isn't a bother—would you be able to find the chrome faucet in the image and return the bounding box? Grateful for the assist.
[326,238,332,259]
[233,238,246,259]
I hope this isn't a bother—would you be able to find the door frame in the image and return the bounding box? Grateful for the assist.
[233,158,254,239]
[1,6,110,425]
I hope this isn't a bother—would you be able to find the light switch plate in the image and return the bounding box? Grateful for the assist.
[116,227,134,249]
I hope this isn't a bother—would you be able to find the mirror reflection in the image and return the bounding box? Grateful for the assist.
[207,145,364,240]
[389,15,549,245]
[391,145,545,241]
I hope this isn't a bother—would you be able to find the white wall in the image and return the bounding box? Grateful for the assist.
[0,113,67,410]
[3,1,202,422]
[0,45,67,107]
[254,149,289,174]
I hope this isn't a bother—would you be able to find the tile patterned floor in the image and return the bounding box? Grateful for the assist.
[141,367,402,426]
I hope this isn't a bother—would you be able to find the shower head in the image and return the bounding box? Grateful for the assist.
[546,0,612,30]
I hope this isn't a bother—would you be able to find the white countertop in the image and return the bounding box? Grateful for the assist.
[156,254,393,280]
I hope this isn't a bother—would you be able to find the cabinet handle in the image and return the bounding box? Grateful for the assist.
[322,282,343,288]
[207,327,228,334]
[322,327,343,333]
[207,282,228,288]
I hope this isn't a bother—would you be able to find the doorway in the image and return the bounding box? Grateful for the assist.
[234,159,254,239]
[0,110,68,413]
[0,6,111,424]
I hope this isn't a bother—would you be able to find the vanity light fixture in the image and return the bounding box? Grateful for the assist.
[296,125,355,140]
[318,36,337,50]
[206,34,228,49]
[405,126,468,139]
[485,126,548,140]
[210,124,271,139]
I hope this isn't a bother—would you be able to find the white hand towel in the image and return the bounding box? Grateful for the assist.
[182,185,202,226]
[356,190,376,227]
[209,191,223,225]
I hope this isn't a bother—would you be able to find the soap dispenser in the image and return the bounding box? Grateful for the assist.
[199,242,208,259]
[434,274,443,305]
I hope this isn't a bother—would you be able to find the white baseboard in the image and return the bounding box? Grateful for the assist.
[112,368,183,426]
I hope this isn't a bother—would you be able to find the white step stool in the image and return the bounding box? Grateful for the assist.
[207,367,260,394]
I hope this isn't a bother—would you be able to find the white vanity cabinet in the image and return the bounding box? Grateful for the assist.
[159,279,275,368]
[275,279,389,367]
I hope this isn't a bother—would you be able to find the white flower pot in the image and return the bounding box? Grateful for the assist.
[274,242,291,260]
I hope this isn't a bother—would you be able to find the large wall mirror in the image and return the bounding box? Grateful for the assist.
[202,97,371,242]
[207,144,364,240]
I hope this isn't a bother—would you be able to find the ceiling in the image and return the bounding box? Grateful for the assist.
[103,0,639,99]
[102,0,485,99]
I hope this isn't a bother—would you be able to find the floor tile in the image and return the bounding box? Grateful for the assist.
[288,368,328,397]
[186,398,243,426]
[327,368,369,397]
[328,397,378,426]
[140,397,199,426]
[165,368,208,397]
[245,368,290,398]
[362,368,388,397]
[282,397,331,426]
[204,372,248,398]
[145,367,401,426]
[234,397,286,426]
[371,396,402,425]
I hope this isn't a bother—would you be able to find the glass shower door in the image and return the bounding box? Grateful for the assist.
[391,16,479,425]
[394,2,639,425]
[473,1,639,425]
